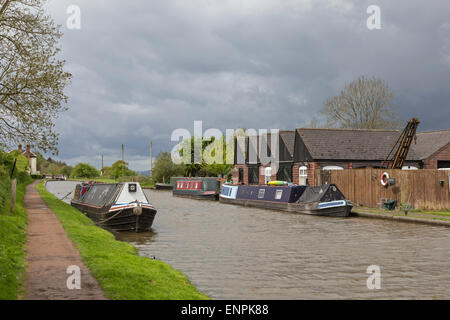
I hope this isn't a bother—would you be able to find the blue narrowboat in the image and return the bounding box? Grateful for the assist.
[219,183,352,217]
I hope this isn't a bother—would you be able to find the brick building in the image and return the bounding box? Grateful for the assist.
[232,128,424,186]
[412,130,450,169]
[232,130,295,185]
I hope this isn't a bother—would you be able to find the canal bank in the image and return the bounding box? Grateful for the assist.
[351,207,450,227]
[35,181,208,300]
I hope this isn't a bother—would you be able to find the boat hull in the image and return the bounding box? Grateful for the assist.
[155,183,173,190]
[173,193,219,201]
[71,201,157,232]
[219,197,352,217]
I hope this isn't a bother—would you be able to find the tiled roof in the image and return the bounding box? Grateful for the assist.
[412,130,450,160]
[295,128,420,161]
[279,130,295,158]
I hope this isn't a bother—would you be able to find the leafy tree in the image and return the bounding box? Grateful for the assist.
[61,165,73,177]
[202,135,233,177]
[152,152,184,183]
[0,0,72,154]
[70,163,99,178]
[111,160,135,178]
[102,166,114,178]
[177,136,234,177]
[321,76,400,129]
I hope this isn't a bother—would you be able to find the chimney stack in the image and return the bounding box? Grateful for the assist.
[25,145,31,159]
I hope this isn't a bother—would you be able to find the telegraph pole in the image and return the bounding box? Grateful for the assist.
[150,141,153,177]
[122,144,124,177]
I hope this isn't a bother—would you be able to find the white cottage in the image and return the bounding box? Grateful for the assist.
[18,144,39,175]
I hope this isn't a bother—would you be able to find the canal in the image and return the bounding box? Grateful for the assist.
[46,181,450,299]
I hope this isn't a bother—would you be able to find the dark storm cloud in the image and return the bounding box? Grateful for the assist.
[45,0,450,170]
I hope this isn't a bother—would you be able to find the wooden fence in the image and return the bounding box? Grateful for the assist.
[315,168,450,210]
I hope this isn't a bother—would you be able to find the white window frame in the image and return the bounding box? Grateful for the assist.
[299,166,307,186]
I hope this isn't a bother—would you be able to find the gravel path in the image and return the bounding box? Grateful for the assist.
[25,181,106,300]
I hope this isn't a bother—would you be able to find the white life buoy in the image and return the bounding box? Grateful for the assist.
[381,172,389,186]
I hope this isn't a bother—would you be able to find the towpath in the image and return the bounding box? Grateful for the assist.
[24,181,106,300]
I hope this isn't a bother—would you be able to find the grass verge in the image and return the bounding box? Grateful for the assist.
[35,181,208,300]
[0,177,33,300]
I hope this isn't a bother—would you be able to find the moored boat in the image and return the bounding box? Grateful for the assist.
[70,182,157,232]
[171,177,223,200]
[155,182,173,190]
[219,183,352,217]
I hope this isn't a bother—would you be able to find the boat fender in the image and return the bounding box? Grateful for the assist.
[133,203,143,216]
[381,172,389,186]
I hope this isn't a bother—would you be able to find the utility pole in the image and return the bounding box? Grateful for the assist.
[101,155,104,176]
[150,141,153,178]
[122,144,124,177]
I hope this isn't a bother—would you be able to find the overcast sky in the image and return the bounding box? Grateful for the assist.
[45,0,450,171]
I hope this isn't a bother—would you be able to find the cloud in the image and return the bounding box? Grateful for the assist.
[44,0,450,171]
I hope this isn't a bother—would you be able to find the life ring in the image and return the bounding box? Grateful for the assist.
[381,172,389,186]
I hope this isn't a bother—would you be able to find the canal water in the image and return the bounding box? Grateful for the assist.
[46,181,450,299]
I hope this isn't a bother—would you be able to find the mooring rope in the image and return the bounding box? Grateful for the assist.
[98,208,125,225]
[59,191,73,201]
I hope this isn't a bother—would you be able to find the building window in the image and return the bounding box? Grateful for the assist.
[258,189,265,199]
[264,167,272,184]
[299,166,307,186]
[277,164,293,182]
[238,167,244,183]
[248,165,259,184]
[275,189,283,200]
[323,166,344,170]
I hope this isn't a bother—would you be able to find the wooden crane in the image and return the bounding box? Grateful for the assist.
[382,118,420,169]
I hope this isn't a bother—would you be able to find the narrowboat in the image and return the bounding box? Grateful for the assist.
[171,177,223,200]
[219,183,352,217]
[155,182,173,190]
[71,182,157,232]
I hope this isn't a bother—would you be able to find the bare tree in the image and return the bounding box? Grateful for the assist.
[321,76,400,129]
[0,0,71,154]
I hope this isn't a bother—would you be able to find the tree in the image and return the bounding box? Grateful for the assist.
[70,163,99,178]
[61,165,72,177]
[111,160,135,179]
[0,0,71,154]
[152,152,184,183]
[102,166,114,178]
[321,76,400,129]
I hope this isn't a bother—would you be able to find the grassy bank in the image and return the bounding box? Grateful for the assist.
[0,176,33,300]
[353,206,450,222]
[35,181,208,300]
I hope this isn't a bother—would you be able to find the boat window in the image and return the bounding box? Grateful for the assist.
[258,189,265,199]
[275,189,283,200]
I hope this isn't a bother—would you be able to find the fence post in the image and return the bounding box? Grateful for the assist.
[10,178,17,213]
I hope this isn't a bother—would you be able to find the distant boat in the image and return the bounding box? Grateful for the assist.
[71,182,157,232]
[155,182,173,190]
[171,177,224,200]
[220,183,352,217]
